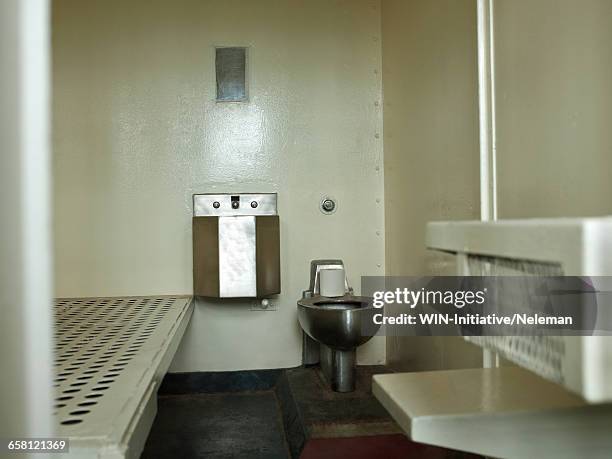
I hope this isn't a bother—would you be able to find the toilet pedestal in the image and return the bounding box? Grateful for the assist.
[320,344,356,392]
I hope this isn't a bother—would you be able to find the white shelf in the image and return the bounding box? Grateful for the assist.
[373,367,612,458]
[53,296,194,459]
[426,217,612,402]
[426,217,612,275]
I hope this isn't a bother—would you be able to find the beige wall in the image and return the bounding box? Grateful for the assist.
[381,0,482,371]
[52,0,385,371]
[495,0,612,218]
[381,0,612,371]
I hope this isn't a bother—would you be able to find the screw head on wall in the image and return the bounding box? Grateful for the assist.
[320,196,337,215]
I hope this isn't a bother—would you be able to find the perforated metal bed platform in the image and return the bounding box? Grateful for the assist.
[53,296,194,459]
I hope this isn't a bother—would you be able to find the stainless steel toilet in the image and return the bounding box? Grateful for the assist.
[297,260,381,392]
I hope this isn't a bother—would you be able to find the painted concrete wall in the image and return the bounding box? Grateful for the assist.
[52,0,385,371]
[381,0,612,371]
[381,0,482,371]
[495,0,612,218]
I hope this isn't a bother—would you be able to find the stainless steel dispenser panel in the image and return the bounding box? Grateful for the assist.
[194,193,277,217]
[218,216,257,297]
[193,193,280,298]
[193,216,219,297]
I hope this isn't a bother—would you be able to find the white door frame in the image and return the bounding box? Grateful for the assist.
[0,0,54,449]
[477,0,499,369]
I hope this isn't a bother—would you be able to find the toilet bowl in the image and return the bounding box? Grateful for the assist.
[296,260,381,392]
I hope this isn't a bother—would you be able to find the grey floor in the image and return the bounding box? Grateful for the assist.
[286,366,398,434]
[141,367,478,459]
[141,392,290,459]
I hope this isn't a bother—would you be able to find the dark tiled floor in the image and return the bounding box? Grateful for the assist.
[141,392,290,459]
[280,366,400,439]
[158,370,283,395]
[143,367,482,459]
[275,366,401,457]
[300,435,477,459]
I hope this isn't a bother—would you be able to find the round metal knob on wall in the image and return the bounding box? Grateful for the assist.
[320,196,337,215]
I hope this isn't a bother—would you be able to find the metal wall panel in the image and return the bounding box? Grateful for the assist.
[218,216,257,297]
[256,216,281,296]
